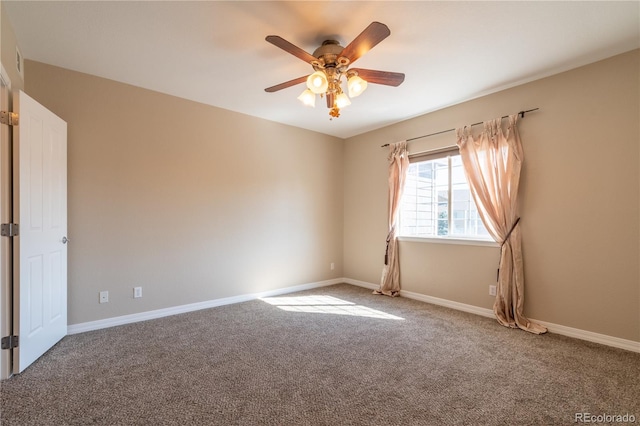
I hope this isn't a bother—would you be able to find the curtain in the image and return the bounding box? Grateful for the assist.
[375,141,409,297]
[456,115,546,334]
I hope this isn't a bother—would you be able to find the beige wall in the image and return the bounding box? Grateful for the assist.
[18,47,640,342]
[344,50,640,342]
[25,61,344,325]
[0,1,24,91]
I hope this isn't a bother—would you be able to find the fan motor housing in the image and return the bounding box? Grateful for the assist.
[312,40,343,57]
[312,40,350,71]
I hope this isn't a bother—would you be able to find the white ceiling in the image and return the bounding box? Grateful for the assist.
[4,1,639,139]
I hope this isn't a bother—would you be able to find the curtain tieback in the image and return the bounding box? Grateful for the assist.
[384,230,394,265]
[496,217,521,282]
[384,242,389,265]
[501,217,521,247]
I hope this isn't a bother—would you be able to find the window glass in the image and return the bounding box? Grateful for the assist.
[399,154,491,240]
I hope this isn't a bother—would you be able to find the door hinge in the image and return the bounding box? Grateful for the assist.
[1,335,19,350]
[0,223,19,237]
[0,111,19,126]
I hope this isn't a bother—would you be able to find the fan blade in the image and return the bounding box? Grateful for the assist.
[265,76,308,93]
[326,92,335,108]
[339,22,390,64]
[351,69,405,87]
[266,35,317,64]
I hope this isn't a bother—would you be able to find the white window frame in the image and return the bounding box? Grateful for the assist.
[398,147,497,247]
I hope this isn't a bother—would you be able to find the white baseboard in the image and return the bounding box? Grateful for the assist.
[343,278,379,291]
[344,278,640,353]
[68,277,639,353]
[528,319,640,353]
[400,288,495,319]
[67,278,343,335]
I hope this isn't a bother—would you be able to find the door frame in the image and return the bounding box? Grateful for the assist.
[0,62,13,380]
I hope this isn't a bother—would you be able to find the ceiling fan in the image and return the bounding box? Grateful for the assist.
[265,22,405,119]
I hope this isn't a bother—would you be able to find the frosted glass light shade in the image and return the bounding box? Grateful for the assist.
[335,92,351,108]
[306,71,329,94]
[297,89,316,107]
[348,75,368,97]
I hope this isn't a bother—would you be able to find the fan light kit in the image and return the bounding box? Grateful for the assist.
[265,22,405,119]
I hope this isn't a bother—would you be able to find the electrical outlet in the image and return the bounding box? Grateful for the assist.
[330,262,335,270]
[99,291,109,304]
[134,287,142,298]
[489,285,497,296]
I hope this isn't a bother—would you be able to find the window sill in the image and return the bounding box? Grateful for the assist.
[398,236,499,248]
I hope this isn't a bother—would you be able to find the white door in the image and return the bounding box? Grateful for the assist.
[13,90,67,374]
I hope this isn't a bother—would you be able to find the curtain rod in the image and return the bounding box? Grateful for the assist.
[381,108,539,148]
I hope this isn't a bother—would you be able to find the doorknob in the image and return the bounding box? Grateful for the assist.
[62,236,69,244]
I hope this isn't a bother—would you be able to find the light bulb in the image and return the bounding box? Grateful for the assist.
[335,92,351,109]
[306,71,329,94]
[297,89,316,107]
[348,75,368,98]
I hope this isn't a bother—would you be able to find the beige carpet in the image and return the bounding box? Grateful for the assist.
[1,284,638,425]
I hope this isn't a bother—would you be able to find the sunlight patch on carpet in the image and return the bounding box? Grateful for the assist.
[260,295,404,320]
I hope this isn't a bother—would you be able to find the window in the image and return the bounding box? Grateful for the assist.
[399,150,491,241]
